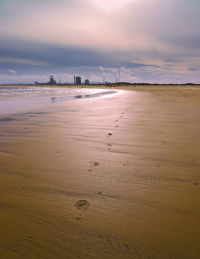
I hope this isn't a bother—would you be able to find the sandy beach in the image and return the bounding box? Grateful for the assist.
[1,85,200,258]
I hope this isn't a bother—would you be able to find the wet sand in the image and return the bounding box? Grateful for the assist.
[1,86,200,258]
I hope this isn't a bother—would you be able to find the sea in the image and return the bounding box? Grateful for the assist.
[0,86,116,116]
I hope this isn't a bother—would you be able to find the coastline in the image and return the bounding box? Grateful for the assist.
[1,83,200,90]
[1,87,200,258]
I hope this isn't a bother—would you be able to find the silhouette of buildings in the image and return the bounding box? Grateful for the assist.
[49,75,57,85]
[85,79,89,84]
[74,75,82,85]
[34,75,91,86]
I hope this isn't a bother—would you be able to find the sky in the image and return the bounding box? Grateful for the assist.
[0,0,200,84]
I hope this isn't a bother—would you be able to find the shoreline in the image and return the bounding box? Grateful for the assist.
[1,83,200,91]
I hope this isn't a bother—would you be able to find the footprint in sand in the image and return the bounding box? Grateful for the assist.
[94,162,99,166]
[75,200,89,211]
[73,200,90,221]
[107,144,112,151]
[88,161,100,172]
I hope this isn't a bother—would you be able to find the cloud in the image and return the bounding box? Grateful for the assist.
[1,0,200,83]
[1,57,47,66]
[0,0,149,51]
[8,69,16,74]
[0,39,161,71]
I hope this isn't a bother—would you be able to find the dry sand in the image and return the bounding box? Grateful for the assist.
[0,85,200,258]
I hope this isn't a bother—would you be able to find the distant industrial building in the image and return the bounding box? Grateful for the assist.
[85,79,89,84]
[74,76,82,85]
[76,77,81,85]
[49,75,57,85]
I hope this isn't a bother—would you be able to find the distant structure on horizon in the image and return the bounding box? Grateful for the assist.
[49,75,57,85]
[85,79,89,84]
[74,75,82,85]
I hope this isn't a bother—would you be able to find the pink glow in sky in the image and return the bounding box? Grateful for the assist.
[0,0,200,84]
[91,0,134,10]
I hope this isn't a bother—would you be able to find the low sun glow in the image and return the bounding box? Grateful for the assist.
[92,0,133,10]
